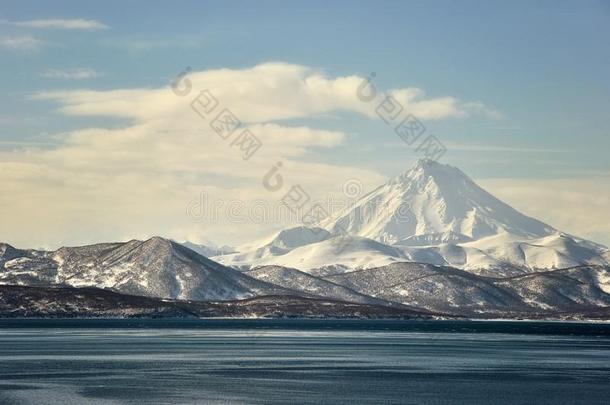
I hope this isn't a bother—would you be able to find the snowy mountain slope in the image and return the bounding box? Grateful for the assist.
[245,265,399,306]
[236,226,332,253]
[0,243,26,263]
[0,243,60,285]
[0,237,297,301]
[324,262,527,315]
[216,226,334,269]
[180,241,235,258]
[214,159,608,272]
[321,158,556,244]
[493,266,610,311]
[216,234,406,271]
[324,262,610,316]
[412,232,610,275]
[477,232,607,269]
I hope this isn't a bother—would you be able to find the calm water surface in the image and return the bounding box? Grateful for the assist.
[0,319,609,404]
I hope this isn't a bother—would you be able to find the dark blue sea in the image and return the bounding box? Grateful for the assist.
[1,319,610,404]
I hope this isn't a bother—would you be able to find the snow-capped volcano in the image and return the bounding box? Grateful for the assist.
[322,158,555,245]
[215,159,609,273]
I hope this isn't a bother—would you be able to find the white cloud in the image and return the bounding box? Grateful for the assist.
[104,37,204,52]
[460,102,504,119]
[41,68,102,80]
[6,18,108,30]
[34,62,491,122]
[0,35,46,51]
[1,62,495,248]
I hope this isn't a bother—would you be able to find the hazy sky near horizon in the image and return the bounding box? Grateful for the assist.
[1,0,609,248]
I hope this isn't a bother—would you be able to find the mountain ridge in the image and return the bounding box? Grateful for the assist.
[0,237,298,301]
[2,236,610,319]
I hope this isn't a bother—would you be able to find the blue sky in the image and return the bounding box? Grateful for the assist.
[1,0,609,247]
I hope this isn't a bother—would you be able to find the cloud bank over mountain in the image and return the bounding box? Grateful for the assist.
[1,63,491,248]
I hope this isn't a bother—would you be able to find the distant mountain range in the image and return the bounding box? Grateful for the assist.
[2,236,609,319]
[1,160,609,319]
